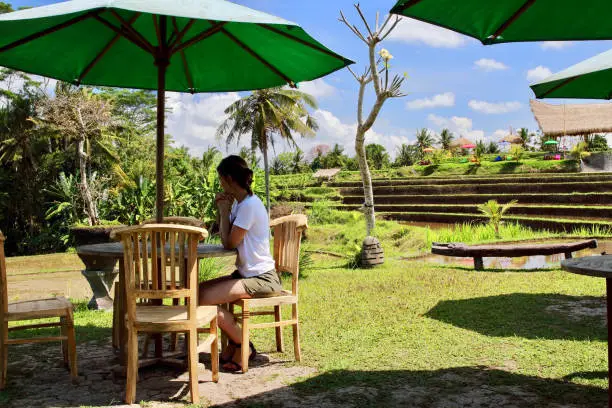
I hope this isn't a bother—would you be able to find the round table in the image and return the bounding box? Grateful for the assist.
[76,242,237,366]
[561,255,612,408]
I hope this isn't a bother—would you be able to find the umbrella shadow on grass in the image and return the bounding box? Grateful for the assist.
[211,366,606,408]
[425,293,607,341]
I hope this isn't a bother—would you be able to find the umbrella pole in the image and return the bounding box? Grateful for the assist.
[155,17,169,223]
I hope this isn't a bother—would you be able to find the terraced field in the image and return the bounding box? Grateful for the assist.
[272,172,612,232]
[331,172,612,232]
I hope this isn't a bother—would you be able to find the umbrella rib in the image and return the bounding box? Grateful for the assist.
[539,76,582,98]
[486,0,536,43]
[77,13,142,85]
[171,21,226,55]
[169,19,196,50]
[0,10,100,54]
[153,15,161,49]
[94,15,153,55]
[258,24,348,63]
[172,17,194,92]
[108,9,155,54]
[221,28,294,86]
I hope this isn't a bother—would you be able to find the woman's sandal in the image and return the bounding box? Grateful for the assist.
[222,341,257,372]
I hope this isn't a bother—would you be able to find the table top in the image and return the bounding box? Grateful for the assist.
[561,255,612,278]
[77,242,236,259]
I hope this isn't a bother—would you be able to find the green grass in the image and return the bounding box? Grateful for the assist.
[5,214,611,406]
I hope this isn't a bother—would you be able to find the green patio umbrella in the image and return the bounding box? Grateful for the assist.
[0,0,353,220]
[390,0,612,45]
[530,48,612,99]
[543,140,559,145]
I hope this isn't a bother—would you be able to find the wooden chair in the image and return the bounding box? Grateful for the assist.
[229,214,308,373]
[139,216,206,356]
[115,224,218,404]
[0,231,77,389]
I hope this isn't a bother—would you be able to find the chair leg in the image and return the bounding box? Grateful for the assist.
[0,321,7,390]
[210,317,219,383]
[125,328,139,404]
[141,334,151,358]
[60,316,68,367]
[187,328,200,404]
[292,304,301,362]
[220,303,230,354]
[274,305,284,352]
[65,311,78,379]
[241,305,250,373]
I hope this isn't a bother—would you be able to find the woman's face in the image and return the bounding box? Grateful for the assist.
[219,173,233,193]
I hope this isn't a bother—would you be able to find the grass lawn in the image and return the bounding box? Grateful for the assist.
[3,214,610,406]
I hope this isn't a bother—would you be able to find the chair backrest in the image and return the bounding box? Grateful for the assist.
[269,215,308,296]
[142,216,206,228]
[114,224,208,322]
[0,231,6,324]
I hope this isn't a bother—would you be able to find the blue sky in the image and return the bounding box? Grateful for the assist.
[7,0,612,157]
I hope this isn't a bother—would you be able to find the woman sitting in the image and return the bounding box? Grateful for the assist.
[199,155,281,372]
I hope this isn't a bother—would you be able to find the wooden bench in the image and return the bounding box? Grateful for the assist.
[431,239,598,270]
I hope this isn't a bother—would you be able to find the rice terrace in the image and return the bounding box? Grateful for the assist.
[1,1,612,408]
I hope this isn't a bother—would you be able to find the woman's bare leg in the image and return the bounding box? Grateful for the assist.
[198,279,251,344]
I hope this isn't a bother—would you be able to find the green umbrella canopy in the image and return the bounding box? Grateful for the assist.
[543,140,559,145]
[390,0,612,45]
[0,0,353,92]
[530,48,612,99]
[0,0,353,220]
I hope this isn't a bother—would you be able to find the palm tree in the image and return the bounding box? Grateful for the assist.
[518,128,530,149]
[217,88,318,213]
[477,199,518,239]
[291,148,305,174]
[438,128,454,151]
[415,128,434,159]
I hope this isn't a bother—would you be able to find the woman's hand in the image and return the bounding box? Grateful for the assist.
[215,192,233,213]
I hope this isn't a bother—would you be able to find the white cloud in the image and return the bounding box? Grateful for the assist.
[166,92,240,156]
[468,100,522,114]
[541,41,573,50]
[406,92,455,110]
[294,109,409,158]
[527,65,553,83]
[427,114,485,141]
[474,58,508,72]
[297,79,336,99]
[387,18,467,48]
[492,129,509,139]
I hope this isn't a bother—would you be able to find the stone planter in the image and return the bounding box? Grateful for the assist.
[71,225,125,311]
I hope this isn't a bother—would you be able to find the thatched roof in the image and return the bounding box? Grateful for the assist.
[530,99,612,137]
[500,134,523,144]
[450,136,475,147]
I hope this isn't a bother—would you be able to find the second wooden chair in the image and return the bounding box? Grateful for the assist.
[115,224,218,404]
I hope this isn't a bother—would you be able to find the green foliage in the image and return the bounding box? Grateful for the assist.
[587,134,609,152]
[486,141,499,154]
[43,172,82,245]
[476,199,518,238]
[438,128,454,151]
[365,143,390,170]
[395,143,419,167]
[510,145,525,162]
[415,128,434,158]
[571,141,591,161]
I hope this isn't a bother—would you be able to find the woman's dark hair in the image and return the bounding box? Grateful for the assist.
[217,155,254,195]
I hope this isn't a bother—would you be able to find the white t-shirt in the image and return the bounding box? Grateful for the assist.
[230,194,275,278]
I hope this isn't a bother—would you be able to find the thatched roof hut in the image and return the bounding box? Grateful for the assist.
[530,99,612,137]
[450,136,475,147]
[500,134,523,144]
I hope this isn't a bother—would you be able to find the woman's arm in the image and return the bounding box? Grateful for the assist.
[217,196,247,250]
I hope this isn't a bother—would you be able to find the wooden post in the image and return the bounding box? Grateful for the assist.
[565,252,573,259]
[155,16,169,223]
[474,257,484,271]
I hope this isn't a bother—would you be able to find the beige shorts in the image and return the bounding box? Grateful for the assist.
[231,269,282,297]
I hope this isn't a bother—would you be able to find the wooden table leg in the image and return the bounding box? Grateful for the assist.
[607,278,612,408]
[117,262,127,366]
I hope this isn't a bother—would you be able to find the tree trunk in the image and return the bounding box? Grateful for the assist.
[355,128,375,236]
[262,138,271,214]
[77,138,99,226]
